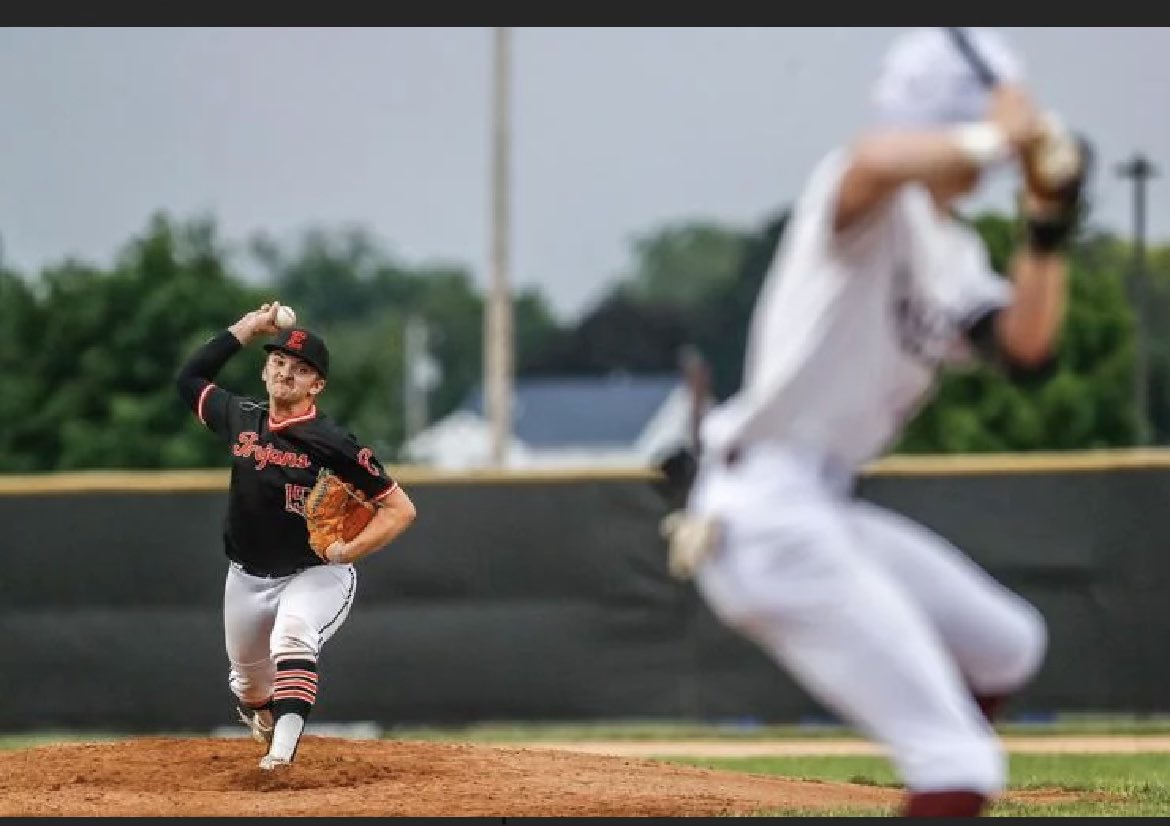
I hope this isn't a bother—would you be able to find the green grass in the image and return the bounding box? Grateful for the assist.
[376,713,1170,742]
[6,713,1170,749]
[664,753,1170,816]
[0,731,128,749]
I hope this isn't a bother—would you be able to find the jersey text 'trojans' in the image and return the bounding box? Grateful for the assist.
[232,432,312,470]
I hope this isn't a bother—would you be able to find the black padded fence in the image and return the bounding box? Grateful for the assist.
[1,452,1169,732]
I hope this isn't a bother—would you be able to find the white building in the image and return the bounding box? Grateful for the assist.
[401,373,705,470]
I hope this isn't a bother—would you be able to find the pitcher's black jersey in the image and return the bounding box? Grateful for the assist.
[177,331,397,576]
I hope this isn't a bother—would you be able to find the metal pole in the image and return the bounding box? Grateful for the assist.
[485,26,513,466]
[404,315,426,442]
[1118,154,1159,445]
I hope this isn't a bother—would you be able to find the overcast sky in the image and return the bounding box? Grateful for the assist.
[1,27,1167,321]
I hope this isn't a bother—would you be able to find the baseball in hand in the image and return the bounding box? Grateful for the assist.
[275,305,297,330]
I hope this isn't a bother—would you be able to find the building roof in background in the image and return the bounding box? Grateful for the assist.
[464,374,679,447]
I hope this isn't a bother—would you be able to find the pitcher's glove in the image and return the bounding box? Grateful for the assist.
[304,468,375,561]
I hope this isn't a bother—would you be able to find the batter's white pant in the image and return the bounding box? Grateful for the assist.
[689,443,1046,796]
[223,562,357,708]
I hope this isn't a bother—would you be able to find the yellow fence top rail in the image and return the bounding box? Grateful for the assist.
[2,448,1170,495]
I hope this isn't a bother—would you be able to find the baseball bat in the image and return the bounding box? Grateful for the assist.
[943,27,1084,192]
[943,27,999,88]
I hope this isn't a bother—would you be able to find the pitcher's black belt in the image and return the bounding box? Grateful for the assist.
[230,559,317,579]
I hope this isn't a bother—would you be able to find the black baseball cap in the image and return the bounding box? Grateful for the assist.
[263,327,330,379]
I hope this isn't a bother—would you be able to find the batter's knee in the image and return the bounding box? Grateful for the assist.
[271,615,321,661]
[995,602,1048,693]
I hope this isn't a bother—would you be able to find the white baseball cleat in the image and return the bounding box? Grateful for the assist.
[258,754,292,771]
[236,704,275,746]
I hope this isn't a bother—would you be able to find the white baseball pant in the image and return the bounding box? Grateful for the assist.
[223,562,357,707]
[690,442,1047,795]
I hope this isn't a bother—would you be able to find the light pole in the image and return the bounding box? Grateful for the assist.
[403,315,429,443]
[1117,153,1159,445]
[485,26,514,466]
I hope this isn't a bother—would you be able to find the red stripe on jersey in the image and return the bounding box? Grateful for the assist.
[196,384,216,426]
[372,482,399,502]
[269,404,318,431]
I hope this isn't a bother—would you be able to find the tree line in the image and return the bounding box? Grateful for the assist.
[0,204,1167,472]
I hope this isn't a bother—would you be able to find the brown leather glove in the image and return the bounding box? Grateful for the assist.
[304,468,375,560]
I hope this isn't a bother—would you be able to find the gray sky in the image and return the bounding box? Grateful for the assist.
[1,27,1167,322]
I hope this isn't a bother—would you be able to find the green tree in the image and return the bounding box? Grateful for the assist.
[20,213,266,470]
[688,209,790,400]
[897,220,1140,453]
[0,270,47,470]
[522,215,782,396]
[1,204,1161,471]
[619,221,752,310]
[535,206,1146,455]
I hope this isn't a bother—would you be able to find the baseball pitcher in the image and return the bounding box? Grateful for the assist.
[176,302,418,770]
[668,28,1091,817]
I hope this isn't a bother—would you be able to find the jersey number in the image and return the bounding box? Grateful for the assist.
[285,484,311,517]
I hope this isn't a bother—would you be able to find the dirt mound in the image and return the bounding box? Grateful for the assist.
[0,736,900,817]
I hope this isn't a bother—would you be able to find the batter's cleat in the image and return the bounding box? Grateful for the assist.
[235,702,275,746]
[903,790,987,816]
[258,754,293,771]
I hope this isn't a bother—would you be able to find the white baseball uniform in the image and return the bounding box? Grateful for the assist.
[688,148,1047,795]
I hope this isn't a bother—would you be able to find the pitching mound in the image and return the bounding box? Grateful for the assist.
[0,736,901,817]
